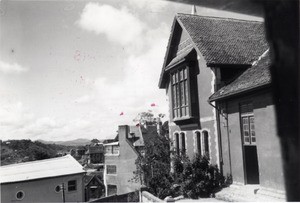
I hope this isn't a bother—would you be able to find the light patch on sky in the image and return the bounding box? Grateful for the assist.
[0,0,262,141]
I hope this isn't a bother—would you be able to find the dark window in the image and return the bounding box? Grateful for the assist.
[55,185,61,193]
[175,133,180,155]
[203,131,209,158]
[180,132,186,154]
[195,131,201,155]
[68,180,77,191]
[106,165,117,174]
[16,191,25,200]
[240,103,255,145]
[107,185,117,196]
[171,66,190,119]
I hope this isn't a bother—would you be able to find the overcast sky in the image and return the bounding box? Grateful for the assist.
[0,0,262,141]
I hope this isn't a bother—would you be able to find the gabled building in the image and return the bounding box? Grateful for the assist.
[158,13,284,199]
[159,13,268,167]
[0,155,85,202]
[103,125,161,196]
[84,174,105,201]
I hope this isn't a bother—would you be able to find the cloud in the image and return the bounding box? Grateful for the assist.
[128,0,169,11]
[77,3,145,46]
[74,95,94,104]
[0,60,28,74]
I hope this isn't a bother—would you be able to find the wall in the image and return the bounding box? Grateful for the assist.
[168,52,219,166]
[1,173,84,203]
[218,90,285,191]
[104,125,140,196]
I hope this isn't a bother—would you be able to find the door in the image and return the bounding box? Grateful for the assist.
[241,115,260,184]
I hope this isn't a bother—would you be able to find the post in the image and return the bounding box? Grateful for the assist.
[61,183,65,203]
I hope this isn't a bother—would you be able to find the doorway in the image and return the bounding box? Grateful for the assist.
[241,115,260,184]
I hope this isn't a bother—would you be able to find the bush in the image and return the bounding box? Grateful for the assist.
[171,154,225,199]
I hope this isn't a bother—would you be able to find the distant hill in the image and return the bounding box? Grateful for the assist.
[37,138,91,146]
[1,139,73,166]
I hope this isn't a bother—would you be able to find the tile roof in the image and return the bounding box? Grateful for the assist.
[209,50,271,101]
[176,14,268,65]
[0,155,85,184]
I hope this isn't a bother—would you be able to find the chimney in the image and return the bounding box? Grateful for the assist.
[118,125,129,141]
[191,5,197,15]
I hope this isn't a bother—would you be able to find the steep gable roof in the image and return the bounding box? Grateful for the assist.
[209,50,271,101]
[0,155,85,184]
[159,14,268,88]
[176,14,268,65]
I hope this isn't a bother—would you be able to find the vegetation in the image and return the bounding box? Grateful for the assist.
[1,139,72,166]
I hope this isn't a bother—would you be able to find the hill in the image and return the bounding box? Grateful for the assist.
[37,138,91,146]
[0,139,73,166]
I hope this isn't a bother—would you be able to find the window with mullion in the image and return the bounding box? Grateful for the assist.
[240,103,255,145]
[171,66,190,119]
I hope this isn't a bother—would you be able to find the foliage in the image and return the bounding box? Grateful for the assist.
[172,154,225,199]
[91,138,100,144]
[1,139,72,165]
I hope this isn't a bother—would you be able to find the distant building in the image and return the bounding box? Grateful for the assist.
[0,155,85,202]
[84,174,105,201]
[159,13,284,198]
[103,125,160,196]
[85,144,104,165]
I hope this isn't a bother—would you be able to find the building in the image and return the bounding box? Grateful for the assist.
[84,174,105,201]
[159,13,284,197]
[209,51,285,198]
[0,155,85,202]
[85,144,105,165]
[103,124,161,196]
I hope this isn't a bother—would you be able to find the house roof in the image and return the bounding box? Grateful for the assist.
[159,14,268,88]
[176,14,268,65]
[0,155,85,184]
[209,50,271,101]
[127,125,160,147]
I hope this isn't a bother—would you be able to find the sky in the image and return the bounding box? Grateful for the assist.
[0,0,262,141]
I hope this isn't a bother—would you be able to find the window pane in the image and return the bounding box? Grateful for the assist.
[180,69,184,80]
[184,68,187,79]
[107,185,117,196]
[184,81,188,105]
[203,131,209,157]
[180,82,185,106]
[245,137,250,143]
[172,74,175,84]
[196,132,201,155]
[185,106,189,116]
[244,131,249,137]
[181,106,186,116]
[68,180,77,191]
[176,85,180,108]
[107,165,117,174]
[112,146,119,154]
[252,137,256,143]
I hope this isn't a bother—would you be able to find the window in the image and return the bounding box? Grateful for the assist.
[240,103,256,145]
[107,185,117,196]
[105,145,119,155]
[55,185,61,193]
[175,133,180,155]
[203,131,209,157]
[195,131,201,155]
[68,180,77,191]
[171,66,190,119]
[106,165,117,174]
[16,191,25,200]
[180,132,186,154]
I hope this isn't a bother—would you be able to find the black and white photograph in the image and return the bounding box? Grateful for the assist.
[0,0,299,202]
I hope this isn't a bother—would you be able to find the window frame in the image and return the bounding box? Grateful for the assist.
[106,165,117,175]
[107,185,117,196]
[67,180,77,192]
[240,103,256,146]
[170,65,192,121]
[16,190,25,200]
[105,145,119,156]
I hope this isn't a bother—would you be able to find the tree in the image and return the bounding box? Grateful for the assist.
[91,139,100,144]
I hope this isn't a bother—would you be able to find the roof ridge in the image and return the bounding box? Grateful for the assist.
[0,154,72,168]
[176,13,263,23]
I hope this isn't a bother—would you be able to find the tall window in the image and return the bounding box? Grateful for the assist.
[195,131,201,155]
[203,131,209,158]
[240,103,256,145]
[106,165,117,174]
[180,132,186,154]
[68,180,77,191]
[175,133,180,155]
[171,67,190,119]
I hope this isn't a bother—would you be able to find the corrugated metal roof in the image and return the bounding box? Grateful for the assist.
[0,155,85,184]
